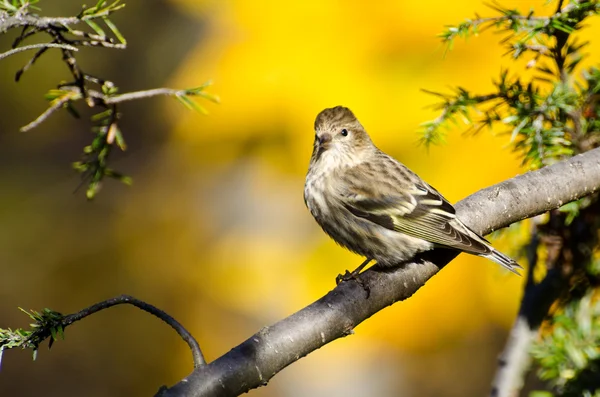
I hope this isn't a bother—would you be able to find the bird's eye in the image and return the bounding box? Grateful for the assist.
[340,129,348,137]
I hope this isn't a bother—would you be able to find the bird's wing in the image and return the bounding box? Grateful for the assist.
[339,166,493,256]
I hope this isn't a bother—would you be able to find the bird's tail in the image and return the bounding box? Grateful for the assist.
[455,220,523,275]
[483,249,523,275]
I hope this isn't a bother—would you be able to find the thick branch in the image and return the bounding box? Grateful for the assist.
[157,147,600,397]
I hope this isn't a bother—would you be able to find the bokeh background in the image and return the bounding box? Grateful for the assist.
[2,0,596,396]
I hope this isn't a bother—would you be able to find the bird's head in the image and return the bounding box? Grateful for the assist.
[311,106,373,166]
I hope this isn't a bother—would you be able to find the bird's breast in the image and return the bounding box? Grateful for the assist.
[304,171,334,219]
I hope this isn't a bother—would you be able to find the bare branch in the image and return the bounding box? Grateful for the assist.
[0,12,80,33]
[157,147,600,397]
[0,43,78,61]
[19,86,210,134]
[69,39,126,49]
[20,90,79,132]
[63,295,206,368]
[100,88,190,104]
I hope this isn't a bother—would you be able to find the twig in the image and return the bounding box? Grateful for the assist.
[0,43,78,61]
[20,91,79,132]
[63,295,206,368]
[473,15,548,24]
[157,147,600,397]
[101,88,192,104]
[69,40,126,49]
[20,87,204,133]
[518,44,549,55]
[15,45,50,82]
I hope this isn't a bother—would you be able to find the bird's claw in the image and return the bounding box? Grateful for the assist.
[335,270,371,298]
[335,270,354,285]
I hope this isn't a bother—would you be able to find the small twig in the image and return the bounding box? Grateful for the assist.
[0,43,78,61]
[69,40,126,49]
[20,91,79,132]
[12,25,36,48]
[459,12,549,30]
[63,295,206,368]
[100,88,191,104]
[20,86,211,133]
[15,45,51,82]
[64,27,112,41]
[519,44,549,55]
[83,73,106,85]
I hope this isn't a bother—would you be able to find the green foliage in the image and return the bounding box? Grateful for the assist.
[531,292,600,397]
[80,0,125,19]
[78,1,127,47]
[439,2,598,53]
[422,0,600,170]
[0,0,123,17]
[427,2,600,396]
[588,259,600,277]
[0,0,40,13]
[1,1,216,199]
[175,82,220,114]
[0,308,65,366]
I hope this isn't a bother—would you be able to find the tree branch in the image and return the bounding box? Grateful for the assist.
[0,12,80,33]
[18,87,206,133]
[156,147,600,397]
[63,295,206,368]
[20,90,78,132]
[0,43,78,61]
[99,88,197,104]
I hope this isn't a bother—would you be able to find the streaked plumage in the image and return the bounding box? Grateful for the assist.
[304,106,521,274]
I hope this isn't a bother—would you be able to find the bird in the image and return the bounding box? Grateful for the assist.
[303,106,521,277]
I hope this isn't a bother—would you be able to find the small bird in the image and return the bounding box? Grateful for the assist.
[304,106,521,277]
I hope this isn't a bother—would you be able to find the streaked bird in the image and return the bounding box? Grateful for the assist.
[304,106,521,276]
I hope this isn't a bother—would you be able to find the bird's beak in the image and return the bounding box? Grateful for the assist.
[313,132,332,161]
[317,133,332,149]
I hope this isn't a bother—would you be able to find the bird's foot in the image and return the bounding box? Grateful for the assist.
[335,266,371,299]
[335,269,360,285]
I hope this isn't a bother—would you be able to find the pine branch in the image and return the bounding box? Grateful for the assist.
[0,295,206,369]
[0,1,217,198]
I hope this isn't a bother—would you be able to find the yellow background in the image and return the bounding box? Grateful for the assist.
[1,1,596,396]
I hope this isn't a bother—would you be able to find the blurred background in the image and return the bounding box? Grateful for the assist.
[2,0,596,396]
